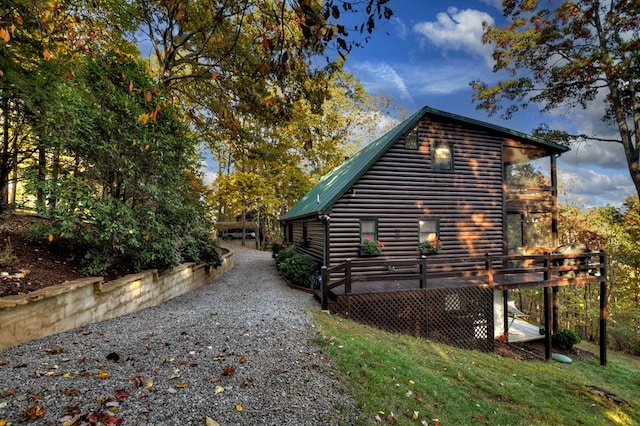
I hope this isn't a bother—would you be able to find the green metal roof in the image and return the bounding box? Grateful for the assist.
[281,105,570,221]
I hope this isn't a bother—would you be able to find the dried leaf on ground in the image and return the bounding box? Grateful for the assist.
[222,364,235,376]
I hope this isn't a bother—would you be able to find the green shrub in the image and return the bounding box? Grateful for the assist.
[553,328,582,350]
[277,253,319,289]
[181,233,223,270]
[271,242,283,259]
[275,246,297,266]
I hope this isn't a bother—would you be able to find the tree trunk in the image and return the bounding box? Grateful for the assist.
[37,147,46,213]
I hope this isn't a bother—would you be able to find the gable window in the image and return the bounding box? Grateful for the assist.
[419,218,440,244]
[360,218,378,243]
[432,142,453,171]
[404,125,419,150]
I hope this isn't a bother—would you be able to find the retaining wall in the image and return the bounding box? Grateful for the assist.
[0,249,234,350]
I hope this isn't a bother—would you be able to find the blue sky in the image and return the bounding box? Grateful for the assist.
[340,0,635,208]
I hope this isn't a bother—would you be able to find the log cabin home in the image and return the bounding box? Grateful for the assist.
[281,105,607,362]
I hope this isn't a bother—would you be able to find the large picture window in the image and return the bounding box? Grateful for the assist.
[432,142,453,171]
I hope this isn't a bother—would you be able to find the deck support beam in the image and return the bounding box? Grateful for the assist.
[544,286,553,360]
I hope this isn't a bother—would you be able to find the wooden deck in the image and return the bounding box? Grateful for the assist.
[321,251,606,303]
[318,251,608,363]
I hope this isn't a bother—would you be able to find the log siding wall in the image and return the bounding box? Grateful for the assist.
[329,117,505,269]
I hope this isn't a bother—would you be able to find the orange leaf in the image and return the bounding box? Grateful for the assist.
[0,29,10,43]
[222,364,235,376]
[43,49,52,60]
[176,9,185,20]
[98,370,109,379]
[144,91,152,102]
[16,16,23,25]
[239,355,248,364]
[129,81,133,92]
[138,113,149,124]
[48,234,54,242]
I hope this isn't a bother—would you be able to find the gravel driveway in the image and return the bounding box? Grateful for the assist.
[0,243,356,425]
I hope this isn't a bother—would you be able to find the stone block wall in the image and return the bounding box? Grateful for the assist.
[0,249,234,350]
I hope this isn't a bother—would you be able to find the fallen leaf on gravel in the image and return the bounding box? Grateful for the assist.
[98,370,110,379]
[115,389,130,399]
[214,385,224,394]
[212,353,225,360]
[12,363,27,368]
[211,377,221,383]
[222,364,235,376]
[145,378,154,389]
[0,402,6,409]
[128,376,143,387]
[167,387,177,394]
[18,402,45,421]
[63,372,72,378]
[1,389,14,397]
[176,382,189,389]
[44,346,65,354]
[106,352,120,362]
[239,355,249,364]
[63,388,79,396]
[0,420,7,426]
[0,360,6,366]
[205,417,220,426]
[235,404,243,412]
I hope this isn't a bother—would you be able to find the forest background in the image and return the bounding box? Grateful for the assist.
[1,1,639,355]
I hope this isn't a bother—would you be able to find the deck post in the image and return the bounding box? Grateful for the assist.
[503,289,509,342]
[599,250,607,366]
[345,258,352,294]
[321,266,329,310]
[543,285,553,361]
[485,254,494,284]
[419,255,427,288]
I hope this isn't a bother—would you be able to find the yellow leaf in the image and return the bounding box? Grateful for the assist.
[176,382,188,388]
[63,373,72,378]
[235,404,243,412]
[205,417,219,426]
[144,144,150,150]
[145,378,154,389]
[48,234,54,242]
[98,370,109,379]
[213,385,224,394]
[59,232,65,237]
[0,419,7,426]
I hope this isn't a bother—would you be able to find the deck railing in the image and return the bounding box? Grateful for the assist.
[320,250,606,310]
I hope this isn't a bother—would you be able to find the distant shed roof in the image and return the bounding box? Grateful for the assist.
[281,105,569,221]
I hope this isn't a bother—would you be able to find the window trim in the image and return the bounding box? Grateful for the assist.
[431,141,454,172]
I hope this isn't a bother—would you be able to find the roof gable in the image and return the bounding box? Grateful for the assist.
[281,105,569,221]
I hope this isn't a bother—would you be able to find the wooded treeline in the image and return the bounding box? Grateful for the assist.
[0,0,394,271]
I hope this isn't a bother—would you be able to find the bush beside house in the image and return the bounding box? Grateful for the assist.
[275,246,319,290]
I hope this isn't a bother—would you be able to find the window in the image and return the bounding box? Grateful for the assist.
[404,126,419,150]
[419,218,440,244]
[360,218,378,243]
[432,142,453,171]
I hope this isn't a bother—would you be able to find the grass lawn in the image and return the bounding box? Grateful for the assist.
[313,312,640,426]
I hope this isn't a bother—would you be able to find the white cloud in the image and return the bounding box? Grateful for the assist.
[348,61,412,101]
[559,165,634,207]
[413,8,495,67]
[480,0,504,11]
